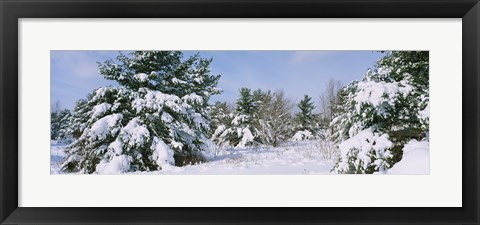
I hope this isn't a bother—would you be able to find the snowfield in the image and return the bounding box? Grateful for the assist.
[51,140,339,175]
[51,139,430,175]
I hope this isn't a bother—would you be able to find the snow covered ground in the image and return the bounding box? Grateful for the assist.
[51,139,429,175]
[51,140,339,175]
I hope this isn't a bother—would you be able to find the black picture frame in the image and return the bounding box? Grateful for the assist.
[1,0,479,224]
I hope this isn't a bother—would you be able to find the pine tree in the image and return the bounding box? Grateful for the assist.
[296,95,316,131]
[292,95,320,141]
[65,96,94,139]
[331,51,429,174]
[209,101,231,132]
[50,102,62,140]
[236,87,257,116]
[328,82,356,144]
[56,109,73,140]
[214,88,258,148]
[62,51,221,173]
[50,102,72,141]
[209,101,233,144]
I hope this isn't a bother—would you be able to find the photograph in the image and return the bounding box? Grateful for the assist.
[2,0,476,223]
[50,50,430,175]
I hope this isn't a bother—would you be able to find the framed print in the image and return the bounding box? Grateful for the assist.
[1,0,479,224]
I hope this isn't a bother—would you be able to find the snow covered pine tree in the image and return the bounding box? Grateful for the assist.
[212,88,259,148]
[292,95,321,141]
[208,101,232,142]
[51,107,72,141]
[62,51,221,174]
[331,51,429,174]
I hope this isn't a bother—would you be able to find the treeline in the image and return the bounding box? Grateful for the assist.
[209,87,338,148]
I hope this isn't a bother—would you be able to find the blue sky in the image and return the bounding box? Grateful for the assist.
[51,50,385,110]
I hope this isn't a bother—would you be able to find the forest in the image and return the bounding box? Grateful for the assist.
[51,51,429,174]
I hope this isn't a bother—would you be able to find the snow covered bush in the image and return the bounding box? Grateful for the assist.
[331,51,429,174]
[62,51,221,173]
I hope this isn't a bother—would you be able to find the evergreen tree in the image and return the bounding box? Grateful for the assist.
[328,82,356,144]
[209,101,231,133]
[214,88,259,148]
[66,96,93,139]
[331,51,429,174]
[51,102,62,140]
[292,95,320,141]
[62,51,221,173]
[56,109,73,140]
[236,87,257,116]
[51,102,72,141]
[209,101,233,144]
[296,95,316,131]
